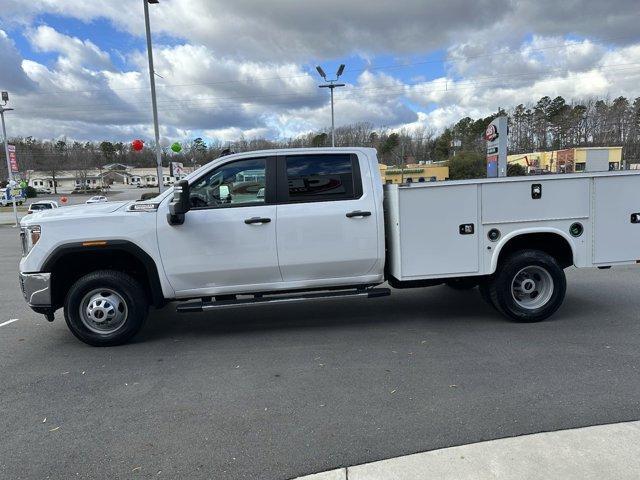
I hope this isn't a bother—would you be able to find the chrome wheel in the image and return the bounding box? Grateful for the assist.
[79,288,128,335]
[511,265,554,310]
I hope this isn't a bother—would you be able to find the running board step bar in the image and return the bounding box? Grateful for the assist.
[176,287,391,313]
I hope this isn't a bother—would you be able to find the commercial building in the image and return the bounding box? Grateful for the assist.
[508,147,623,174]
[379,163,449,184]
[25,163,196,192]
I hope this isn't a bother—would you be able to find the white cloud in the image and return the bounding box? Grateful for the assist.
[1,2,640,143]
[0,29,36,93]
[27,25,112,70]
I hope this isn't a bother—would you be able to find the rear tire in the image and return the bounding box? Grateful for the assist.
[478,279,493,306]
[487,250,566,322]
[64,270,148,346]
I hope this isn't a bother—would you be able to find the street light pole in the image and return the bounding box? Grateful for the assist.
[316,64,346,147]
[143,0,164,193]
[1,93,18,227]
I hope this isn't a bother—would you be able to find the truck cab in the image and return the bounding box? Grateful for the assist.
[157,148,385,297]
[19,148,387,346]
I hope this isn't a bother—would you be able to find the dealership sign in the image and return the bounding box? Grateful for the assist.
[484,124,499,142]
[171,162,184,177]
[485,117,508,178]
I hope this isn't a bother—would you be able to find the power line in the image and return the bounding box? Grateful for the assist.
[14,61,640,116]
[6,118,638,153]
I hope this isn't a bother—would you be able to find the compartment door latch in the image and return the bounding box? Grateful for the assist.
[531,184,542,199]
[459,224,475,235]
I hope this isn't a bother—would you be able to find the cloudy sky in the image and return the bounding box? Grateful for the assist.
[0,0,639,144]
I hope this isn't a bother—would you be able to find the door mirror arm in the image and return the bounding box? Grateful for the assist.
[168,180,190,226]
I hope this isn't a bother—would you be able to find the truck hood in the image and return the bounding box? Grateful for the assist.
[22,201,130,225]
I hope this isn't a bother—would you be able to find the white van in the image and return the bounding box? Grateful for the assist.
[0,189,25,206]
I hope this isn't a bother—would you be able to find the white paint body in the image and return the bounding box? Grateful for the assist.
[384,170,640,281]
[19,147,640,303]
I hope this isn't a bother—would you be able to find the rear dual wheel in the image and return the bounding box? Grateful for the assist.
[482,250,566,323]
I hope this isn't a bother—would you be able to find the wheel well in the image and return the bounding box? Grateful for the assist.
[497,233,574,269]
[45,245,165,310]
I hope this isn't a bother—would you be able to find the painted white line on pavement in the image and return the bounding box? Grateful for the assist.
[0,318,20,327]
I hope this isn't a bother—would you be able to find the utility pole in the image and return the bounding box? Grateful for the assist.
[316,64,346,147]
[143,0,164,193]
[1,91,18,227]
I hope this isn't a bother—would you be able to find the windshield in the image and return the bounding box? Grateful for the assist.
[30,204,51,210]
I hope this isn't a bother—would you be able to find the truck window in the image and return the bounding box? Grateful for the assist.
[284,154,360,202]
[189,157,267,208]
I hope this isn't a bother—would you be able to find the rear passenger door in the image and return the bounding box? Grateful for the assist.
[276,153,379,282]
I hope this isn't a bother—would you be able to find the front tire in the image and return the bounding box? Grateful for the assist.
[64,270,148,346]
[487,250,566,322]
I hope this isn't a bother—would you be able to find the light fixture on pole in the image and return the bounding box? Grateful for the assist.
[316,64,346,147]
[0,91,18,227]
[143,0,164,192]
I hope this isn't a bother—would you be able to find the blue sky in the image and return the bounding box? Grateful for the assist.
[0,0,638,143]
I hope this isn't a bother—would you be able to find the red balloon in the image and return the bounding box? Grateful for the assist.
[60,196,68,204]
[132,139,144,151]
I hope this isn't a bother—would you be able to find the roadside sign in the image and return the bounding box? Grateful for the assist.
[171,162,184,177]
[485,117,507,178]
[8,145,18,173]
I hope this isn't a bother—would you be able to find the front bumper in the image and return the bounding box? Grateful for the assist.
[19,272,52,307]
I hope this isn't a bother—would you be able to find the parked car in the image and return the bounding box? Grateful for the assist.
[35,187,52,195]
[86,196,108,204]
[18,147,640,346]
[26,201,59,215]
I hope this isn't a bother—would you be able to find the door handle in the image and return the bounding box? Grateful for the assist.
[346,210,372,218]
[244,217,271,225]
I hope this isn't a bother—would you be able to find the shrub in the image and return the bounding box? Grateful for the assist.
[507,163,527,177]
[448,151,486,180]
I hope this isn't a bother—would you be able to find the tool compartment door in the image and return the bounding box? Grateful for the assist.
[398,184,479,277]
[593,175,640,264]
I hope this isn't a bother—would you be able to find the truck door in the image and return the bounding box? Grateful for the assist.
[275,152,379,282]
[157,156,282,295]
[593,175,640,264]
[396,184,479,277]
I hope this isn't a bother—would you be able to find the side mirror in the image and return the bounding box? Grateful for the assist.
[168,180,190,225]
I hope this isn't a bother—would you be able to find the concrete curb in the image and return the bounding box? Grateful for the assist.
[294,421,640,480]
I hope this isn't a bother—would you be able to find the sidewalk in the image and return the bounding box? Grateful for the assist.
[295,421,640,480]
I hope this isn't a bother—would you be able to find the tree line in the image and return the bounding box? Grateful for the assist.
[2,94,639,183]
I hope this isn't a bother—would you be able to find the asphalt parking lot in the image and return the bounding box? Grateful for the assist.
[2,226,640,479]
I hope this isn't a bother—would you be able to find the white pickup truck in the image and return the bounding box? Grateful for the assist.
[18,147,640,346]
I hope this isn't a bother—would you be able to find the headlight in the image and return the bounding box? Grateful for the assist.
[21,225,41,256]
